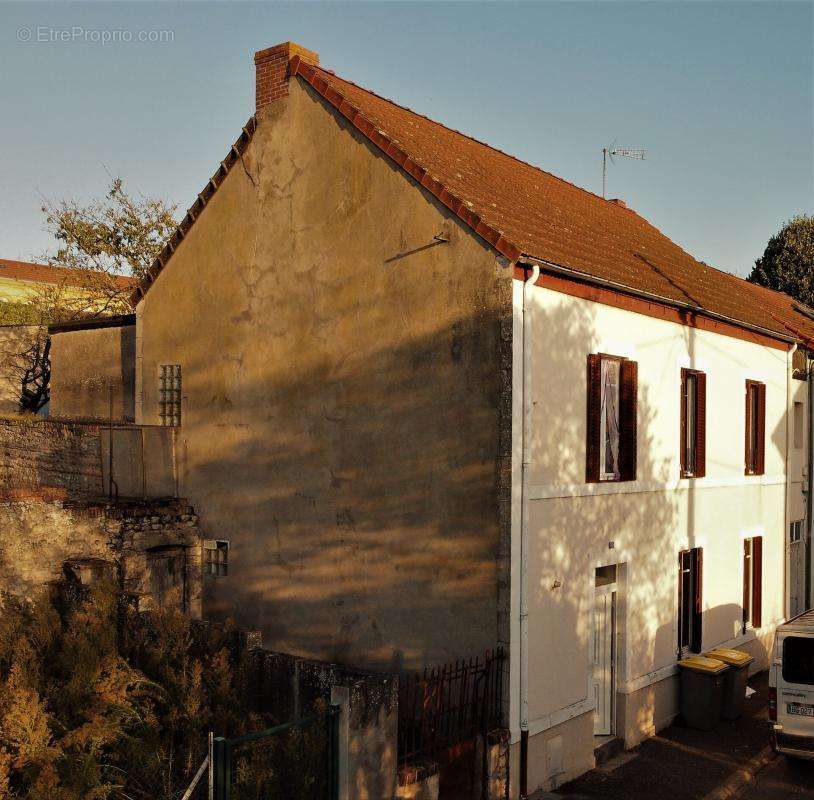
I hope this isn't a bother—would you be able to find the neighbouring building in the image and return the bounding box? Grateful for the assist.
[49,42,814,796]
[48,314,136,421]
[0,258,134,414]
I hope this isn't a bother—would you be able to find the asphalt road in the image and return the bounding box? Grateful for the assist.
[739,753,814,799]
[551,673,814,800]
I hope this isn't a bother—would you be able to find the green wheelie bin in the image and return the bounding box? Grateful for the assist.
[677,655,729,730]
[705,648,754,720]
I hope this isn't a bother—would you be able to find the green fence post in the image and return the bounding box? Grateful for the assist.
[329,703,340,800]
[212,737,230,800]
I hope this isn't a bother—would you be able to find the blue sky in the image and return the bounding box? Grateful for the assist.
[0,1,811,277]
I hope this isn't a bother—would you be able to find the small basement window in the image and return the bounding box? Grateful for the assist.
[204,540,229,577]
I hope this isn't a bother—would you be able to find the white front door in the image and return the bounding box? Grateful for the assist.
[592,586,616,736]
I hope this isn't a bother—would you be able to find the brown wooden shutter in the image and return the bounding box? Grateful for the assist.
[620,360,638,481]
[586,355,601,482]
[695,372,706,478]
[745,381,752,474]
[691,547,703,653]
[756,384,766,475]
[680,369,688,476]
[752,536,763,628]
[743,539,750,630]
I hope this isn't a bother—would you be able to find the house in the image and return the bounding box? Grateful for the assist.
[49,42,814,796]
[0,257,134,307]
[0,259,134,413]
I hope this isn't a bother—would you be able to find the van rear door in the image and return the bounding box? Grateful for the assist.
[778,633,814,737]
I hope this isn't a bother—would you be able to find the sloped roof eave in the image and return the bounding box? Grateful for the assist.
[516,253,797,347]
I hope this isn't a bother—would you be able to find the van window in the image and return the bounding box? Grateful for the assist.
[783,636,814,685]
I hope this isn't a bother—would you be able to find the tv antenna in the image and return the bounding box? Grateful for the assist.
[602,145,646,198]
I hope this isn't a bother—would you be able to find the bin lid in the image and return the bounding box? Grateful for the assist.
[678,655,728,674]
[704,648,754,667]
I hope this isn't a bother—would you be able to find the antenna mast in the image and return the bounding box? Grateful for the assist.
[602,146,646,198]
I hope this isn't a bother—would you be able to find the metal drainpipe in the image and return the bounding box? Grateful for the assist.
[519,263,540,799]
[786,345,796,619]
[808,355,814,610]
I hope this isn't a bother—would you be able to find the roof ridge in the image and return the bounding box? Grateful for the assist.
[308,63,637,218]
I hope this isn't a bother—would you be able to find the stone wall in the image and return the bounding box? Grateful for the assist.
[0,416,104,500]
[0,497,202,616]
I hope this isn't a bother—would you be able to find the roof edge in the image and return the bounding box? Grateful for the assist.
[49,313,136,335]
[131,116,258,305]
[291,56,523,263]
[517,256,797,349]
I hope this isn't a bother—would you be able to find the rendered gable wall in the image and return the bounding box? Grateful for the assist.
[135,78,512,670]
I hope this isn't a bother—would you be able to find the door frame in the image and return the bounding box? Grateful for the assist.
[593,581,617,737]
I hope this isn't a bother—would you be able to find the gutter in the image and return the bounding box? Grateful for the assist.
[519,255,797,347]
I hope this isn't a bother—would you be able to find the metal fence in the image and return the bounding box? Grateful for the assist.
[212,704,340,800]
[397,647,505,768]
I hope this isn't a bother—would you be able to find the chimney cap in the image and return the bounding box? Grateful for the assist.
[609,198,627,208]
[254,41,319,65]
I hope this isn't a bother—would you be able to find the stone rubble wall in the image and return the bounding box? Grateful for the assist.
[0,417,104,500]
[0,497,201,616]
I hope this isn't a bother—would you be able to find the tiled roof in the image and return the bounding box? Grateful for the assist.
[132,51,814,348]
[0,259,135,291]
[291,57,814,346]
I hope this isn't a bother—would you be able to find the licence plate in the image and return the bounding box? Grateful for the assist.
[788,702,814,717]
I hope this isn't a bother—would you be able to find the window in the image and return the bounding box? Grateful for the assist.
[783,636,814,685]
[742,537,763,631]
[680,369,706,478]
[678,548,703,654]
[204,540,229,577]
[794,401,804,450]
[159,364,182,427]
[790,520,804,544]
[586,354,637,482]
[745,380,765,475]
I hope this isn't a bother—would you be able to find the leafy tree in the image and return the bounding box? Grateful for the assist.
[748,215,814,306]
[6,178,177,414]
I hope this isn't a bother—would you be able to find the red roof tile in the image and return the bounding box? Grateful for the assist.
[292,58,814,345]
[0,259,135,291]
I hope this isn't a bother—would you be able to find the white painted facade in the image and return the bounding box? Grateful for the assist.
[510,277,806,794]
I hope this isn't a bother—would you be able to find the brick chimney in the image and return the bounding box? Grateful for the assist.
[254,42,319,112]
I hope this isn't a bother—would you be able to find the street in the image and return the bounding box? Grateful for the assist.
[739,754,814,799]
[549,673,814,800]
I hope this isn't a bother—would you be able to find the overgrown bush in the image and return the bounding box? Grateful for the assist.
[0,585,273,799]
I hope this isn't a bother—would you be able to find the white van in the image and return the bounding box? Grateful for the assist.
[770,609,814,760]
